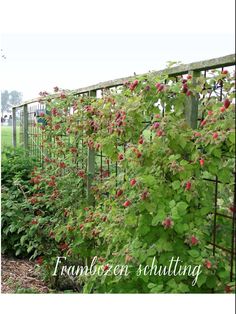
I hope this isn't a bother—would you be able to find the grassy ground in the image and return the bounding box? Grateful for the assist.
[1,126,13,150]
[1,126,21,150]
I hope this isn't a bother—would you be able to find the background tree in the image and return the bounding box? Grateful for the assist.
[1,90,22,117]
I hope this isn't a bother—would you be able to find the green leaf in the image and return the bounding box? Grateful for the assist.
[212,148,221,158]
[177,283,190,292]
[218,168,231,183]
[174,223,188,234]
[218,270,228,279]
[83,281,94,293]
[169,200,176,208]
[9,225,17,233]
[171,208,180,220]
[55,233,63,242]
[177,201,188,210]
[176,201,188,215]
[179,137,187,149]
[147,247,156,256]
[167,278,178,289]
[5,211,13,217]
[141,175,156,187]
[188,249,200,258]
[180,160,188,166]
[152,210,165,226]
[20,235,27,246]
[27,246,34,253]
[197,273,207,288]
[125,214,137,226]
[156,238,172,252]
[15,248,21,256]
[206,275,217,289]
[146,257,155,266]
[150,285,164,293]
[228,132,235,144]
[172,180,180,190]
[169,154,180,161]
[138,251,147,263]
[139,225,150,236]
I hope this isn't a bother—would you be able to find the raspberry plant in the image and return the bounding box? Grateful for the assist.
[2,68,235,293]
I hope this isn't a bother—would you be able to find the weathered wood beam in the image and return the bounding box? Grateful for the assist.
[12,54,235,109]
[12,107,17,147]
[23,104,28,152]
[184,70,201,129]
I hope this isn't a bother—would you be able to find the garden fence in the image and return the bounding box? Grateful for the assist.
[12,53,236,285]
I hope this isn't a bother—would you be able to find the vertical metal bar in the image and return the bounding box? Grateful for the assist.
[87,90,96,205]
[212,176,218,256]
[219,67,223,101]
[150,121,153,142]
[107,158,110,175]
[82,137,84,169]
[100,151,103,182]
[230,174,236,281]
[230,213,235,281]
[87,146,95,205]
[185,70,200,129]
[123,143,126,182]
[12,107,17,147]
[115,161,118,187]
[23,104,28,152]
[36,103,38,159]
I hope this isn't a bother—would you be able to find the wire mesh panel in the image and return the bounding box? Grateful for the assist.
[85,66,235,287]
[11,54,235,289]
[197,65,236,285]
[28,102,46,161]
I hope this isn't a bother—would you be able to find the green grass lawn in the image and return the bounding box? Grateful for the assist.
[1,126,13,150]
[1,126,21,150]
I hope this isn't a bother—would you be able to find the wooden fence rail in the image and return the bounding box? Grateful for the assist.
[12,53,236,147]
[12,54,235,109]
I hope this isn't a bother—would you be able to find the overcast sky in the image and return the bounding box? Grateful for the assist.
[0,0,235,102]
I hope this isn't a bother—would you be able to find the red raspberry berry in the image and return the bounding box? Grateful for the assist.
[123,200,131,207]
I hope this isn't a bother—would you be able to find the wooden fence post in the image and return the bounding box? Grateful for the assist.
[23,104,29,152]
[185,70,200,129]
[87,90,96,205]
[12,107,17,147]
